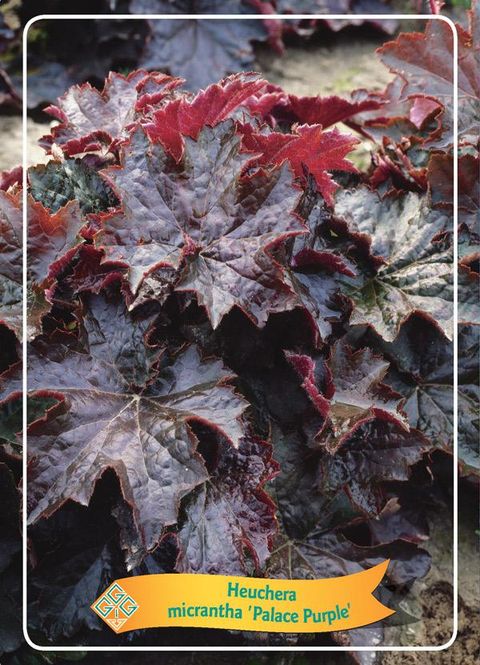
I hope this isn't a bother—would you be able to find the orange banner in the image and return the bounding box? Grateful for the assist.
[91,560,393,634]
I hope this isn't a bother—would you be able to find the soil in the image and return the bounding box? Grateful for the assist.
[382,587,480,665]
[256,34,393,96]
[1,28,478,665]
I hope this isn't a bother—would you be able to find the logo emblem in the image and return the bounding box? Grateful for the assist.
[92,582,139,632]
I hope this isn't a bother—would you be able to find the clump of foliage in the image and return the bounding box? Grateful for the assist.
[20,0,427,108]
[0,2,478,660]
[0,0,450,112]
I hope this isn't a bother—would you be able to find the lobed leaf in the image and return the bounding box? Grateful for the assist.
[98,120,306,327]
[27,294,250,553]
[288,341,408,453]
[335,187,453,341]
[40,71,174,156]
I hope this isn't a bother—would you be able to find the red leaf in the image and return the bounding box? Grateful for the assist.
[144,72,267,161]
[286,93,383,129]
[377,13,480,147]
[242,124,358,205]
[28,198,86,287]
[320,421,432,517]
[0,166,22,193]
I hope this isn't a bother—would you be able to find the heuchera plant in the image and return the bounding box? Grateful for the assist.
[0,4,478,658]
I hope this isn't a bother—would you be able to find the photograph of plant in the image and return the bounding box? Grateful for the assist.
[0,0,478,663]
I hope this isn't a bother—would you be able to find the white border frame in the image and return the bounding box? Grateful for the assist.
[22,12,459,653]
